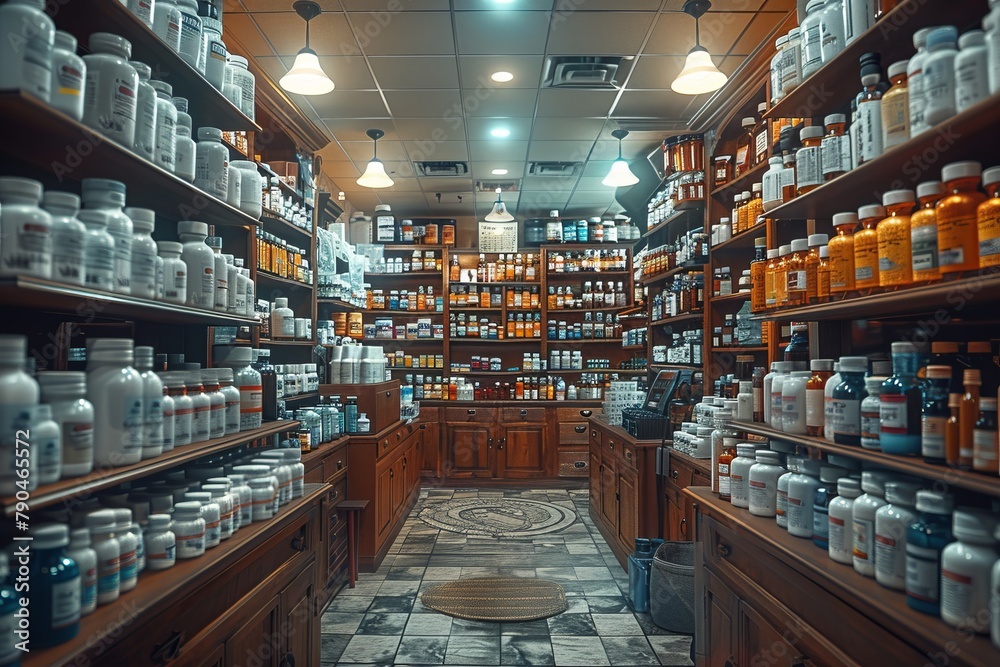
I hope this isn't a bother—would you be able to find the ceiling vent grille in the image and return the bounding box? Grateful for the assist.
[542,56,633,89]
[414,161,469,177]
[475,180,521,193]
[528,162,582,177]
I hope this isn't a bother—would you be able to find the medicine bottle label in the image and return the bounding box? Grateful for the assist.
[828,514,849,559]
[938,212,976,271]
[978,210,1000,266]
[23,35,52,101]
[786,495,810,531]
[830,399,860,435]
[854,233,879,287]
[812,509,828,543]
[806,388,824,429]
[133,246,158,295]
[857,102,884,164]
[911,223,939,274]
[940,569,974,619]
[85,241,115,288]
[973,427,997,466]
[53,237,84,283]
[879,394,909,434]
[877,224,912,286]
[239,384,263,430]
[882,93,910,149]
[875,529,905,580]
[55,59,84,99]
[96,554,119,597]
[852,517,874,563]
[921,416,947,458]
[78,563,96,612]
[122,396,143,455]
[796,146,821,189]
[50,578,82,630]
[36,431,60,482]
[748,479,772,509]
[906,543,941,602]
[861,403,880,446]
[829,241,854,292]
[120,546,137,584]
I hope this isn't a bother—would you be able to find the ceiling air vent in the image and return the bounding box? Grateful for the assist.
[528,162,582,177]
[475,180,521,193]
[414,161,469,177]
[542,56,633,89]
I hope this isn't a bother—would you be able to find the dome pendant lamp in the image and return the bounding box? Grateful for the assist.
[602,129,640,188]
[356,129,395,188]
[484,187,515,222]
[671,0,728,96]
[279,1,335,96]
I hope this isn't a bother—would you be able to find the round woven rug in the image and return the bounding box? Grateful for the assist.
[420,577,568,622]
[418,497,577,538]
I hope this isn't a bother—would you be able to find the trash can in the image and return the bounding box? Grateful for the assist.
[650,541,695,634]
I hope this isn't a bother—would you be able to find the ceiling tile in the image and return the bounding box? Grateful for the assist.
[719,55,747,77]
[313,91,390,117]
[575,176,616,191]
[728,12,787,55]
[321,161,362,179]
[458,55,545,89]
[339,140,409,162]
[344,192,384,210]
[454,0,554,9]
[462,89,539,118]
[225,0,304,13]
[377,178,425,193]
[418,177,475,192]
[520,175,578,192]
[598,122,672,143]
[385,193,433,209]
[252,13,358,57]
[394,117,466,141]
[590,139,659,161]
[468,161,528,178]
[403,141,470,161]
[697,12,758,55]
[527,140,595,162]
[316,143,351,163]
[762,0,797,10]
[613,90,691,118]
[323,119,400,142]
[536,89,616,117]
[583,160,617,177]
[531,117,605,142]
[455,11,551,55]
[222,13,274,57]
[710,0,767,9]
[468,140,529,162]
[376,161,419,179]
[341,0,450,8]
[369,56,460,89]
[347,12,456,55]
[465,117,534,141]
[384,90,464,117]
[547,12,656,56]
[626,55,688,89]
[644,13,697,55]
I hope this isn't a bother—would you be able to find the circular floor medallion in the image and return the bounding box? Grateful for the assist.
[418,497,577,538]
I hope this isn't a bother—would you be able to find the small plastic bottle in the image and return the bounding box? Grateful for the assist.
[144,514,176,571]
[171,501,206,559]
[357,412,371,433]
[785,457,820,540]
[150,81,178,173]
[172,97,197,182]
[910,180,945,282]
[938,161,987,275]
[194,127,229,199]
[86,509,120,605]
[124,208,158,300]
[795,126,824,195]
[800,0,826,78]
[831,356,868,446]
[874,480,923,591]
[158,241,187,304]
[201,484,234,540]
[201,369,226,439]
[112,509,139,592]
[730,444,757,510]
[812,466,847,550]
[881,60,910,150]
[42,191,86,286]
[821,113,851,182]
[776,456,797,529]
[64,528,96,619]
[860,375,886,451]
[271,297,296,339]
[978,166,1000,269]
[905,490,955,615]
[0,0,55,102]
[877,190,916,289]
[29,524,80,647]
[82,33,138,147]
[175,0,204,70]
[829,477,862,565]
[940,509,999,633]
[217,347,262,431]
[828,212,857,297]
[86,338,144,466]
[216,367,242,434]
[823,362,842,442]
[922,26,960,127]
[29,405,61,484]
[129,61,157,160]
[958,368,982,471]
[248,477,276,522]
[921,365,952,464]
[853,470,892,577]
[879,342,923,455]
[769,361,791,427]
[0,177,52,280]
[185,367,211,444]
[908,27,934,137]
[228,473,254,527]
[781,371,812,435]
[152,0,183,50]
[184,492,221,548]
[50,30,86,121]
[178,220,215,308]
[806,359,833,436]
[973,396,998,474]
[853,204,884,294]
[748,450,784,517]
[81,178,133,295]
[856,53,885,165]
[956,30,988,113]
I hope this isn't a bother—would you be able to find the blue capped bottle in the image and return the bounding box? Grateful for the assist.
[29,524,81,648]
[880,342,923,455]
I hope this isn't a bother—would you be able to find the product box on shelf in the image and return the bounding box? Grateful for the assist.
[320,379,400,433]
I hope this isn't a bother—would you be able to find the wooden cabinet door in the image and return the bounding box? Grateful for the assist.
[376,461,394,538]
[497,424,547,478]
[702,570,738,667]
[589,449,602,516]
[667,494,693,542]
[409,435,422,493]
[616,466,638,551]
[281,563,318,667]
[443,423,494,478]
[419,421,438,478]
[392,455,406,518]
[226,594,281,667]
[600,454,617,527]
[739,599,808,667]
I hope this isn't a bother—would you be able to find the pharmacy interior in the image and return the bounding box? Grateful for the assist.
[2,0,1000,665]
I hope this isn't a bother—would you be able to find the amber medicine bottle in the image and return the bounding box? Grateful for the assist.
[750,238,768,313]
[938,161,986,275]
[774,244,792,308]
[821,114,850,182]
[976,166,1000,268]
[795,126,824,195]
[828,212,858,298]
[881,61,910,150]
[854,204,885,294]
[785,239,809,307]
[877,189,916,289]
[817,245,831,302]
[764,248,780,309]
[958,368,981,471]
[910,180,945,283]
[805,233,827,304]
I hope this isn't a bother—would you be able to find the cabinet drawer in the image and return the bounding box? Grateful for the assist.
[558,422,590,445]
[556,407,596,422]
[445,406,495,423]
[666,461,693,489]
[620,442,637,469]
[589,425,603,450]
[690,465,711,487]
[557,451,589,477]
[328,476,348,506]
[501,407,546,423]
[323,449,348,482]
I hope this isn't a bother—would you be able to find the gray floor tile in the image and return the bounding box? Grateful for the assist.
[388,566,428,579]
[424,566,463,580]
[550,636,610,666]
[501,635,555,666]
[405,613,455,635]
[445,636,501,665]
[535,567,578,581]
[396,635,449,665]
[339,581,383,597]
[319,634,351,665]
[499,619,551,635]
[591,613,645,636]
[586,596,629,614]
[324,596,373,613]
[337,634,400,664]
[357,612,410,635]
[602,637,660,665]
[546,613,597,636]
[564,597,589,614]
[394,554,432,566]
[368,595,416,613]
[574,566,613,581]
[377,579,421,596]
[450,618,502,635]
[320,612,364,634]
[647,635,695,666]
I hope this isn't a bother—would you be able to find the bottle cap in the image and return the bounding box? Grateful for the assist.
[926,25,959,49]
[769,156,783,166]
[736,444,758,457]
[959,29,985,49]
[755,237,767,248]
[912,26,932,49]
[151,79,173,97]
[931,341,959,353]
[766,248,779,259]
[129,60,151,80]
[885,481,923,506]
[967,341,991,354]
[837,477,862,497]
[859,52,882,77]
[916,180,945,199]
[789,27,800,39]
[810,359,834,372]
[755,450,782,465]
[865,375,887,393]
[778,244,791,256]
[30,523,71,549]
[882,189,916,207]
[228,54,249,69]
[887,60,909,79]
[824,113,847,126]
[42,190,80,215]
[125,207,155,233]
[799,126,824,141]
[807,234,828,247]
[963,368,982,385]
[805,0,824,11]
[742,117,755,128]
[819,246,828,258]
[952,508,1000,543]
[832,212,858,227]
[925,365,952,380]
[860,470,892,495]
[915,490,953,514]
[148,514,171,530]
[752,182,762,193]
[837,356,869,373]
[86,509,118,532]
[890,341,917,354]
[819,466,847,484]
[177,220,209,237]
[158,241,182,255]
[981,397,998,410]
[89,32,132,58]
[375,204,392,212]
[858,204,886,220]
[54,30,77,52]
[982,166,1000,189]
[941,161,982,183]
[790,239,808,252]
[741,190,752,199]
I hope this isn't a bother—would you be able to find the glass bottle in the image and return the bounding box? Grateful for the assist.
[750,238,768,313]
[828,212,857,298]
[958,368,981,471]
[717,442,736,501]
[762,157,784,212]
[764,248,780,309]
[795,126,824,195]
[878,342,923,455]
[946,391,962,469]
[881,60,910,150]
[938,161,987,275]
[856,52,887,165]
[735,116,756,176]
[807,359,834,436]
[905,491,955,616]
[831,356,868,446]
[785,239,809,307]
[860,375,886,451]
[28,524,80,647]
[877,189,916,289]
[922,365,952,465]
[805,233,827,303]
[753,103,770,167]
[821,113,851,182]
[973,396,999,474]
[774,244,792,308]
[978,166,1000,269]
[784,322,810,371]
[923,26,960,126]
[910,180,945,283]
[854,204,885,294]
[817,245,831,302]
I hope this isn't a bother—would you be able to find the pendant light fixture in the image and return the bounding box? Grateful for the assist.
[279,1,335,96]
[484,187,515,222]
[670,0,728,96]
[602,129,640,188]
[356,129,395,189]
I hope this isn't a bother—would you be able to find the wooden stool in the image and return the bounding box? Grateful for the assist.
[338,500,369,587]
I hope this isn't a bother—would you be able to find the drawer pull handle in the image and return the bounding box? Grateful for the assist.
[580,410,592,417]
[574,461,586,468]
[279,651,297,667]
[467,409,476,415]
[520,409,527,416]
[625,450,632,460]
[591,430,597,438]
[679,517,687,538]
[608,441,615,450]
[330,489,339,500]
[717,542,731,558]
[150,630,183,666]
[291,535,307,552]
[574,426,587,433]
[337,460,343,470]
[671,469,679,479]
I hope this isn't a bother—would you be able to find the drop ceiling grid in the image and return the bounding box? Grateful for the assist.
[226,0,794,218]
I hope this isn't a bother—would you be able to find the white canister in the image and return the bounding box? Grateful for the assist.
[78,209,116,292]
[132,345,164,458]
[151,81,178,173]
[922,26,960,128]
[144,514,176,571]
[82,33,138,147]
[0,177,52,280]
[171,501,206,559]
[786,458,822,538]
[201,484,234,540]
[177,220,215,308]
[748,451,785,517]
[183,492,221,548]
[158,241,187,304]
[819,0,845,65]
[66,528,97,615]
[781,370,812,435]
[194,127,229,199]
[941,509,999,633]
[152,0,182,51]
[853,470,892,577]
[828,477,862,564]
[85,338,143,466]
[50,31,85,121]
[201,16,228,91]
[123,208,158,300]
[874,481,922,590]
[0,0,54,102]
[799,0,826,79]
[86,510,121,603]
[81,178,132,295]
[227,164,242,208]
[28,405,60,484]
[42,191,85,286]
[231,160,263,219]
[176,0,203,71]
[172,96,196,182]
[37,371,94,478]
[129,61,157,160]
[227,55,256,121]
[730,444,757,510]
[955,30,989,113]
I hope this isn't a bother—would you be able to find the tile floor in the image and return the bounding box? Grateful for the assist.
[321,488,694,666]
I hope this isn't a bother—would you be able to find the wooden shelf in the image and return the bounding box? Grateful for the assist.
[2,421,299,517]
[260,211,313,240]
[710,160,769,198]
[452,281,541,287]
[260,339,315,346]
[360,337,443,343]
[0,92,260,230]
[358,309,444,316]
[255,271,313,290]
[0,276,258,326]
[281,391,319,403]
[50,0,258,131]
[651,362,702,370]
[447,307,503,311]
[365,271,442,278]
[547,271,631,278]
[381,244,449,251]
[451,338,540,343]
[751,272,1000,322]
[642,210,688,239]
[765,0,968,124]
[711,224,767,253]
[620,344,646,351]
[638,263,706,286]
[23,484,324,667]
[317,297,361,310]
[419,399,602,407]
[447,370,527,377]
[300,437,349,467]
[711,292,751,304]
[549,308,632,314]
[651,312,703,327]
[713,346,767,353]
[686,487,998,667]
[549,339,625,345]
[766,89,1000,221]
[729,420,1000,500]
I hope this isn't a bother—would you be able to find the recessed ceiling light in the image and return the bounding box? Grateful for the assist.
[490,128,511,138]
[491,71,514,83]
[492,168,509,175]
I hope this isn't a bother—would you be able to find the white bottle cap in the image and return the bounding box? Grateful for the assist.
[134,346,155,369]
[790,239,808,252]
[891,341,917,354]
[375,204,392,212]
[916,180,945,198]
[757,102,768,114]
[89,32,132,59]
[824,113,847,126]
[887,60,909,79]
[837,478,861,497]
[810,358,834,372]
[952,508,1000,543]
[82,178,127,207]
[766,249,779,259]
[741,190,751,199]
[912,27,932,49]
[158,241,182,255]
[858,204,886,220]
[941,161,982,183]
[177,220,209,237]
[148,514,171,531]
[882,189,916,207]
[198,127,223,142]
[959,29,985,49]
[86,509,118,532]
[742,117,755,128]
[982,167,1000,189]
[54,30,76,52]
[130,60,152,80]
[819,246,828,258]
[274,297,289,308]
[915,490,954,514]
[125,208,155,232]
[799,126,824,141]
[151,80,173,97]
[926,26,959,48]
[0,177,44,203]
[807,234,828,247]
[778,244,792,256]
[832,212,859,227]
[752,182,762,193]
[837,356,869,373]
[31,524,71,549]
[42,191,80,214]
